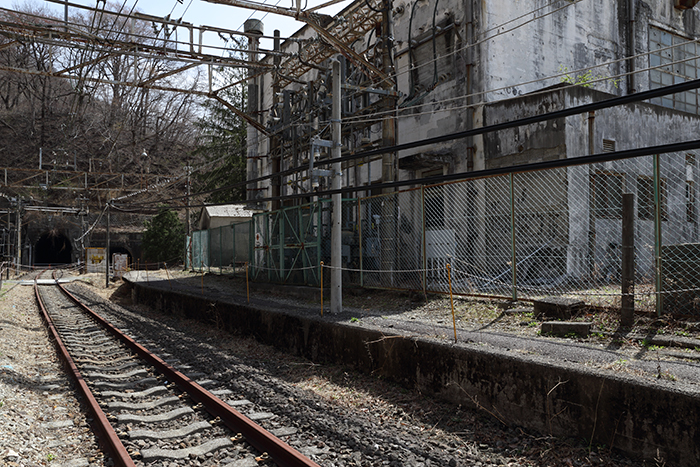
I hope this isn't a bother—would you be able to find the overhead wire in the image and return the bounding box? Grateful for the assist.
[113,137,700,211]
[30,0,693,207]
[330,0,588,98]
[107,25,700,210]
[323,38,700,127]
[112,77,700,208]
[241,0,591,133]
[115,45,700,209]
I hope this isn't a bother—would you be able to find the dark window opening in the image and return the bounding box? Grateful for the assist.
[637,176,667,221]
[592,171,624,219]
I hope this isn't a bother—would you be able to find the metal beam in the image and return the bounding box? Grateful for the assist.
[203,0,389,86]
[210,93,270,136]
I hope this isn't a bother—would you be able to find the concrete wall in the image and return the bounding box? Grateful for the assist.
[250,0,700,196]
[480,84,700,281]
[128,279,700,467]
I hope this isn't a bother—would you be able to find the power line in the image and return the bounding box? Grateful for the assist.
[113,77,700,208]
[115,138,700,210]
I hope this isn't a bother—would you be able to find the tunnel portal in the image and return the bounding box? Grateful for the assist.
[35,230,73,265]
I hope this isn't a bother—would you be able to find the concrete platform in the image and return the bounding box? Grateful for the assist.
[122,271,700,467]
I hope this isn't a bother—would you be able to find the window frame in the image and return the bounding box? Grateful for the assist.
[649,26,699,114]
[591,171,625,219]
[637,175,668,221]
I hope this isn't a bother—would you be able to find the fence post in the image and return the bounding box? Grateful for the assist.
[231,225,236,277]
[509,173,518,301]
[219,226,223,275]
[317,201,322,286]
[653,154,663,317]
[265,213,271,282]
[248,219,254,280]
[421,186,427,300]
[280,208,285,282]
[621,193,635,326]
[447,263,457,343]
[359,199,364,287]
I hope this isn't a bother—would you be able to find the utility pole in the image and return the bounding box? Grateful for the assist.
[106,202,110,288]
[331,59,342,314]
[185,165,192,267]
[244,19,263,207]
[15,199,21,276]
[185,166,192,237]
[380,0,397,286]
[381,0,397,185]
[271,29,282,211]
[79,196,86,272]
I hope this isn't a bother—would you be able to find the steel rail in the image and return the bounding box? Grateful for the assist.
[33,273,136,467]
[55,280,321,467]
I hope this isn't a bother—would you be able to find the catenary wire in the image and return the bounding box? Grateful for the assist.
[112,77,700,208]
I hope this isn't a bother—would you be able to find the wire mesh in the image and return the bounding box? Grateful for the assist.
[232,220,252,267]
[357,190,422,291]
[660,151,700,315]
[429,176,514,297]
[209,226,223,271]
[251,201,335,286]
[318,198,361,287]
[187,229,209,271]
[186,151,700,316]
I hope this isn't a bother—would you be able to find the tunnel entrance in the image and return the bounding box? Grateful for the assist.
[35,230,73,265]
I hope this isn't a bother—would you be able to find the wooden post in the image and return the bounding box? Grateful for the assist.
[447,264,457,343]
[621,193,635,326]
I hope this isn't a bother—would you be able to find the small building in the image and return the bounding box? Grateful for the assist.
[190,204,261,269]
[198,204,259,230]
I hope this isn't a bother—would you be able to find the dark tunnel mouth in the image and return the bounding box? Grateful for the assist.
[35,230,73,265]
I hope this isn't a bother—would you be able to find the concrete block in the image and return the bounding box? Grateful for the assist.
[541,321,591,337]
[534,297,585,319]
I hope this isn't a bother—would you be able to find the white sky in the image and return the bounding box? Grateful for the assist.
[39,0,351,50]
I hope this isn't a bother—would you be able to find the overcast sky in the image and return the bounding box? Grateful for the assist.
[39,0,350,48]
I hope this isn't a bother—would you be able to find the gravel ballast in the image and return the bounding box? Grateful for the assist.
[1,274,658,466]
[0,281,103,467]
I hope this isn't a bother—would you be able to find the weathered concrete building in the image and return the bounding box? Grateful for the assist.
[248,0,700,187]
[244,0,700,294]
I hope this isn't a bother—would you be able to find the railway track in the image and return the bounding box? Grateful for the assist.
[34,270,321,467]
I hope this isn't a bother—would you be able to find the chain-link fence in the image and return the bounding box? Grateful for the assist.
[186,151,700,316]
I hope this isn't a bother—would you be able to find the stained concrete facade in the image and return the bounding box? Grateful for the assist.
[248,0,700,193]
[244,0,700,290]
[481,84,700,282]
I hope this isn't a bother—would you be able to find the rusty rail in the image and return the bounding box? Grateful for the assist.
[56,279,321,467]
[33,273,136,467]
